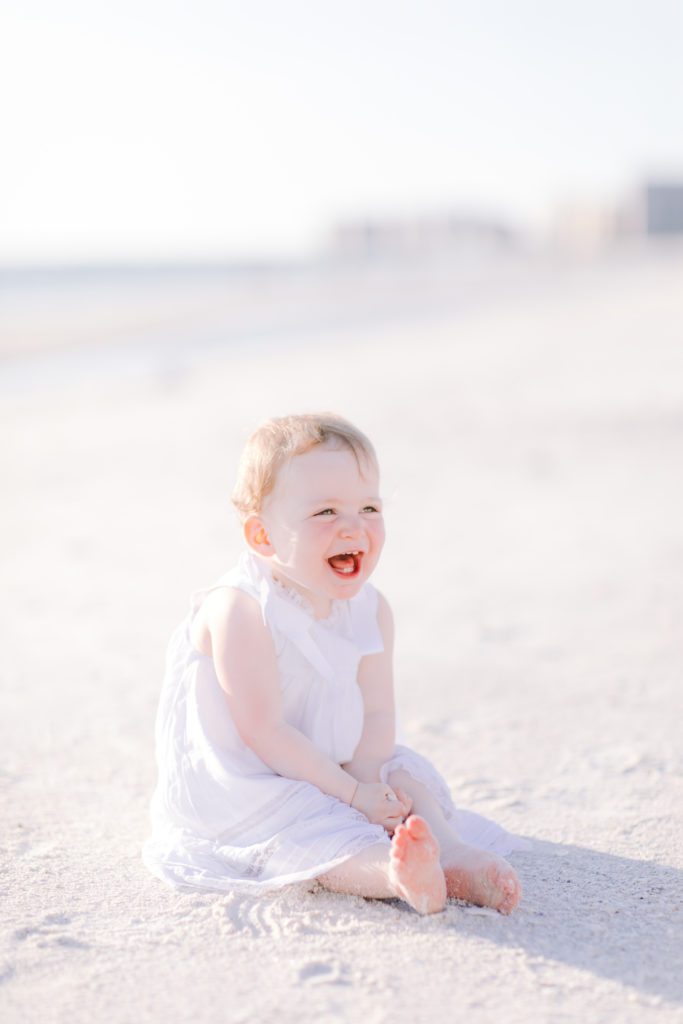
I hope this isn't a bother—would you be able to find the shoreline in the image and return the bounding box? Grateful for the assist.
[3,242,682,362]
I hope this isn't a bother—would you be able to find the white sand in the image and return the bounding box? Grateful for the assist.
[2,250,682,1023]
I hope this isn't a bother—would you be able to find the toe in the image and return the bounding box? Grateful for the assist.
[390,824,408,860]
[497,874,521,914]
[406,815,440,859]
[405,815,428,839]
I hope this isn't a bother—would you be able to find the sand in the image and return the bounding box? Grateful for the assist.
[1,249,682,1023]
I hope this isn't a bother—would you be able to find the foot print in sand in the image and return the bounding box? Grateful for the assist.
[0,963,16,985]
[13,912,90,950]
[297,959,350,986]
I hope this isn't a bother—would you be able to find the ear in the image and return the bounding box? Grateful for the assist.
[243,515,275,556]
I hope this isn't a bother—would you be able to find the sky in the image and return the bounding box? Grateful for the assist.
[1,0,682,263]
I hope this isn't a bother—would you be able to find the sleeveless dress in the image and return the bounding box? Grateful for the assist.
[143,551,527,893]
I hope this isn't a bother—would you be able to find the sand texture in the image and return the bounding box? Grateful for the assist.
[1,251,682,1023]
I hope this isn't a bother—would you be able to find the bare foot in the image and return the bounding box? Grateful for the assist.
[443,843,521,914]
[388,815,447,915]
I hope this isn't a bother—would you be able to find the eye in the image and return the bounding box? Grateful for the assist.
[314,508,336,516]
[362,505,381,514]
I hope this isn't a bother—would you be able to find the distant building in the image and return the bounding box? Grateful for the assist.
[327,212,516,259]
[552,178,683,252]
[644,182,683,235]
[551,200,617,254]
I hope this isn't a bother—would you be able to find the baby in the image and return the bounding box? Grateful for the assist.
[143,413,525,914]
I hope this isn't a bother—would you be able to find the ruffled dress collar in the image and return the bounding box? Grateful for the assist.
[240,551,383,683]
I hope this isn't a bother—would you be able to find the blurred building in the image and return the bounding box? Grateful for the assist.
[552,178,683,253]
[327,212,517,260]
[643,182,683,235]
[551,200,617,255]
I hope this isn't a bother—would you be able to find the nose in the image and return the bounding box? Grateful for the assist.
[339,514,362,539]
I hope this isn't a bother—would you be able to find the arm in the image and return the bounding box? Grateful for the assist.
[206,587,358,803]
[342,592,397,784]
[205,588,405,829]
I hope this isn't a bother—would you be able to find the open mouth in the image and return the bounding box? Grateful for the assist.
[327,550,363,578]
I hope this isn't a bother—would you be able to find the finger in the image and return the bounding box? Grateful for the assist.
[394,787,413,813]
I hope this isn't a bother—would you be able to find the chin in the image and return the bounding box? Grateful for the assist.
[329,581,363,600]
[326,567,373,599]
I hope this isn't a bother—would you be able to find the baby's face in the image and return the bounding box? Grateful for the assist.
[259,443,385,614]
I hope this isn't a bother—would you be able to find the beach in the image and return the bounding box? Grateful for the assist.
[1,248,682,1023]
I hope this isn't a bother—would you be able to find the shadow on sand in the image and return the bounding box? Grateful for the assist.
[452,839,683,1005]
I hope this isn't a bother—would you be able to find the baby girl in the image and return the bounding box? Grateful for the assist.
[143,413,525,914]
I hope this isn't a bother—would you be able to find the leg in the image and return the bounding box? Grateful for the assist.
[387,769,521,914]
[316,842,394,900]
[316,818,447,915]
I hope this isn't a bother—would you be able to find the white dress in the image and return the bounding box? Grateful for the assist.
[143,551,526,893]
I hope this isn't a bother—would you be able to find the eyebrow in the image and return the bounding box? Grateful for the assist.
[305,496,383,506]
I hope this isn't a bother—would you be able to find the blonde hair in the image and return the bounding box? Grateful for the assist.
[231,412,377,519]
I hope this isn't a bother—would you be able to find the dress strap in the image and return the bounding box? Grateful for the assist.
[188,583,232,622]
[188,552,261,621]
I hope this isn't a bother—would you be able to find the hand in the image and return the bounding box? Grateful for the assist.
[351,782,412,832]
[387,787,413,833]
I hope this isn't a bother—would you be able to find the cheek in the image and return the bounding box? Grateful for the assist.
[370,520,386,552]
[296,523,333,557]
[270,524,300,560]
